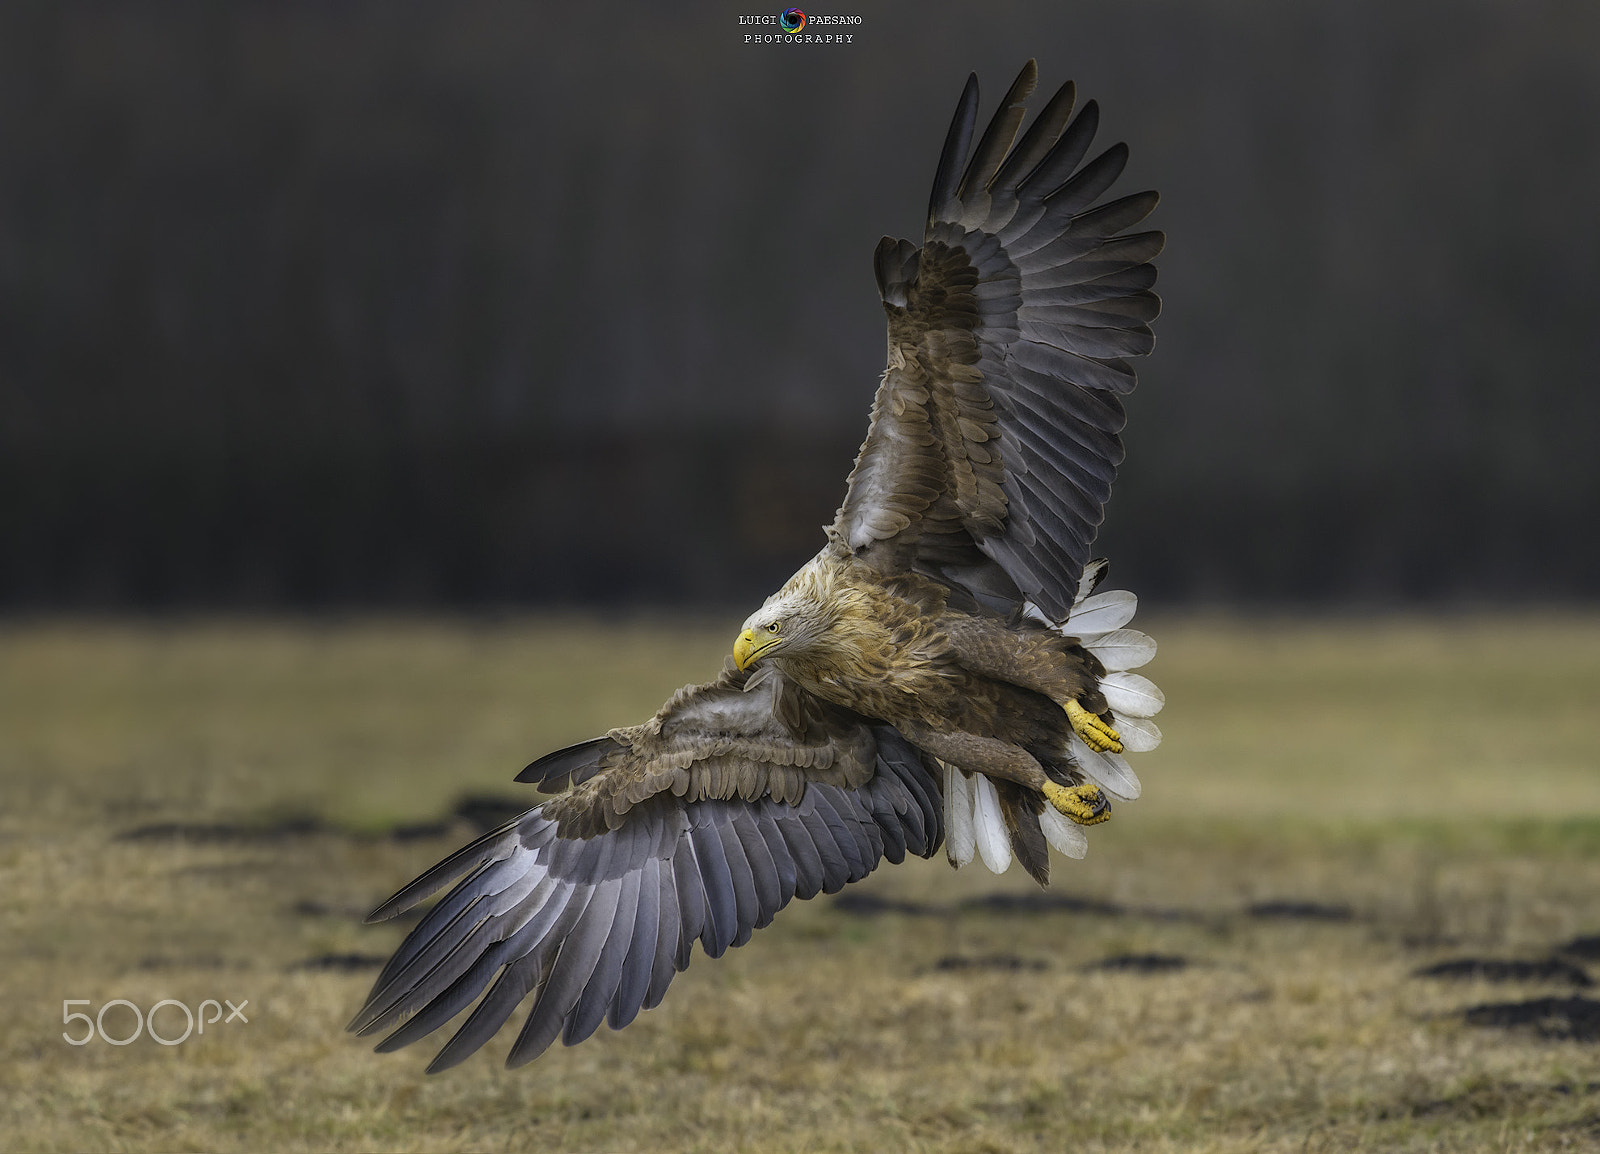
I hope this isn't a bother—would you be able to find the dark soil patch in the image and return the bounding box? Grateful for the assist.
[833,893,944,916]
[118,816,325,842]
[1560,935,1600,961]
[932,954,1048,972]
[451,794,528,833]
[960,892,1126,916]
[1415,957,1592,986]
[1084,953,1190,974]
[386,820,455,841]
[135,954,237,970]
[1246,900,1353,922]
[1377,1078,1600,1122]
[834,891,1130,918]
[291,953,387,972]
[1463,996,1600,1042]
[378,792,528,841]
[117,793,529,846]
[1136,906,1217,924]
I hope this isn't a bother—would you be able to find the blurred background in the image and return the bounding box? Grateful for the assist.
[5,8,1600,1148]
[2,0,1597,611]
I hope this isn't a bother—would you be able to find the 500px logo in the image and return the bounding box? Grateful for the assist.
[63,998,249,1046]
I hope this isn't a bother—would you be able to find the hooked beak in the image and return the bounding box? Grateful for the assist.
[733,628,778,671]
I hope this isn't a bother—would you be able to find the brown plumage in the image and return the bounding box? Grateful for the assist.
[736,550,1107,783]
[351,60,1165,1072]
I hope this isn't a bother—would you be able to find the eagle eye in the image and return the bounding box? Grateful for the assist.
[765,621,781,634]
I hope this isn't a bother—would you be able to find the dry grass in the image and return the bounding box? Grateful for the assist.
[2,612,1599,1152]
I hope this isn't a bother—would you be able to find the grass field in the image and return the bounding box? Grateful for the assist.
[2,613,1599,1152]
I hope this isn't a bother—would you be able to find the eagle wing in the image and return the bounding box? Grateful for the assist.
[348,664,942,1071]
[829,61,1163,621]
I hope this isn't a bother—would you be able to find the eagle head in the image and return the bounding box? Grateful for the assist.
[732,558,856,671]
[733,593,822,670]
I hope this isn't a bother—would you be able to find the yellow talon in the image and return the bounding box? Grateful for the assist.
[1042,780,1111,826]
[1066,699,1123,754]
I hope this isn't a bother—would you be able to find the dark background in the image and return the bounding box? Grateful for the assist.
[3,1,1597,611]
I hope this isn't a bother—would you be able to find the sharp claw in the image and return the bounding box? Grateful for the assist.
[1065,700,1124,755]
[1042,780,1112,826]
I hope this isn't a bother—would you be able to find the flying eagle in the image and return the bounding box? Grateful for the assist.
[350,61,1165,1072]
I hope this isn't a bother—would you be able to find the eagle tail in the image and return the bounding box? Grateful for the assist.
[944,765,1012,873]
[944,561,1163,883]
[944,762,1091,884]
[1045,558,1165,802]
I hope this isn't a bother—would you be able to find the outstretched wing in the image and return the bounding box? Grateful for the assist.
[829,61,1163,621]
[349,666,942,1072]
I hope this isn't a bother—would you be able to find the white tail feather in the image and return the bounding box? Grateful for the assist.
[971,774,1013,874]
[1101,670,1165,718]
[944,764,977,867]
[1038,805,1089,859]
[1083,627,1157,671]
[1115,713,1163,752]
[1069,736,1143,801]
[1063,589,1138,636]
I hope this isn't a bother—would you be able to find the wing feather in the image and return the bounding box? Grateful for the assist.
[607,857,659,1030]
[734,808,786,923]
[643,858,682,1011]
[715,813,762,949]
[927,75,982,224]
[504,876,620,1066]
[777,804,829,899]
[808,787,871,881]
[669,840,706,971]
[690,816,739,958]
[955,62,1038,220]
[565,867,641,1044]
[991,79,1077,196]
[755,812,800,898]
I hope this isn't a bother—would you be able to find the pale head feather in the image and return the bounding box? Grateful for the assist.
[740,554,881,667]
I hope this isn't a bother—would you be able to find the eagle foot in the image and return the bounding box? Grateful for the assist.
[1066,699,1123,754]
[1042,780,1111,826]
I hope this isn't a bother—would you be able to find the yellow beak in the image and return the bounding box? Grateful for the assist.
[733,628,774,671]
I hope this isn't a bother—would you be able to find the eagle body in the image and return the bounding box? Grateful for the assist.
[353,62,1168,1072]
[753,546,1105,779]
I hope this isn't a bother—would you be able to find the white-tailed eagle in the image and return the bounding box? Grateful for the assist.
[351,61,1165,1072]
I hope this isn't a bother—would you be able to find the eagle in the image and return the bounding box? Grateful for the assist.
[350,61,1166,1072]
